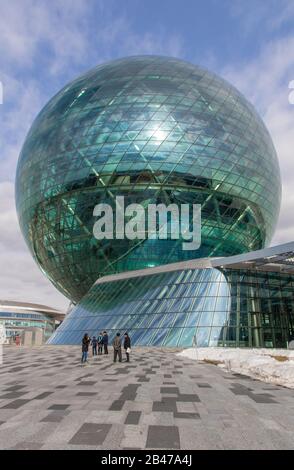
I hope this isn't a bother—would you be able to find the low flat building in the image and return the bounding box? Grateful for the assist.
[0,301,64,344]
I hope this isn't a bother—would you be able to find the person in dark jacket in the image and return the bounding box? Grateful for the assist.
[91,336,98,356]
[81,333,91,364]
[112,332,122,363]
[102,331,109,354]
[124,332,131,362]
[97,331,103,355]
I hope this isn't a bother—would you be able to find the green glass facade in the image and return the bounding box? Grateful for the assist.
[16,56,281,303]
[48,265,294,348]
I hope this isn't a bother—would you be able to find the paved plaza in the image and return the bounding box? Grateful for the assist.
[0,346,293,450]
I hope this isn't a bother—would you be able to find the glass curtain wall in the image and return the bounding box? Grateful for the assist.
[48,266,294,348]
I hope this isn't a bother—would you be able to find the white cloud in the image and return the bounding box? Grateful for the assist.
[1,72,43,181]
[0,0,95,70]
[0,182,69,309]
[228,0,294,34]
[221,35,294,246]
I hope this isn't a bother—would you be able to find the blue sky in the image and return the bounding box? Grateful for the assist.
[0,0,294,309]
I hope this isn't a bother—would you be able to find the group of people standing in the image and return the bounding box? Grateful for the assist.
[81,331,131,364]
[91,331,109,356]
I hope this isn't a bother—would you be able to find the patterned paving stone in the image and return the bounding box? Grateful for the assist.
[69,423,111,445]
[0,345,293,450]
[109,400,125,411]
[1,399,31,409]
[160,387,179,394]
[152,398,177,412]
[41,412,69,423]
[230,384,278,403]
[48,404,70,410]
[33,392,53,400]
[174,412,200,419]
[177,393,201,402]
[146,425,180,449]
[11,442,44,450]
[0,392,26,399]
[125,411,141,425]
[4,385,26,392]
[78,381,96,386]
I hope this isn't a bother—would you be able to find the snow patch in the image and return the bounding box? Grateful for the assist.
[178,348,294,388]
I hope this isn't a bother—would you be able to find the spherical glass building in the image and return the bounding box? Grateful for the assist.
[16,56,281,303]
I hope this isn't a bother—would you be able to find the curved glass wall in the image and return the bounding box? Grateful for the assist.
[48,267,294,348]
[48,268,230,346]
[16,56,281,302]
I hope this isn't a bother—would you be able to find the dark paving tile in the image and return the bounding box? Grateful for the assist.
[41,413,65,423]
[113,369,130,375]
[109,400,125,411]
[137,377,150,383]
[248,393,278,404]
[8,367,25,373]
[48,404,70,410]
[262,386,282,391]
[174,411,200,419]
[119,384,140,401]
[0,392,27,399]
[33,392,53,400]
[1,399,30,409]
[233,373,250,377]
[230,383,278,403]
[146,425,180,449]
[152,398,177,412]
[3,385,26,392]
[56,385,67,389]
[10,442,43,450]
[76,392,97,396]
[76,374,94,381]
[69,423,111,446]
[197,383,212,388]
[78,381,96,386]
[164,374,172,378]
[100,364,114,371]
[4,381,24,386]
[177,393,200,402]
[160,387,179,394]
[125,411,141,425]
[231,383,261,393]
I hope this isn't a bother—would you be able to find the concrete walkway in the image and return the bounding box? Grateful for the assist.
[0,346,293,449]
